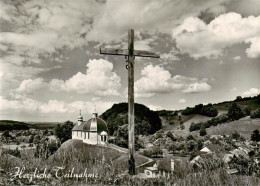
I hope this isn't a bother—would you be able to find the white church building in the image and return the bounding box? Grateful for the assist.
[72,111,108,145]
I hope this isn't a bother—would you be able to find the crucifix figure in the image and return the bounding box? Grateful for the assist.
[100,29,159,175]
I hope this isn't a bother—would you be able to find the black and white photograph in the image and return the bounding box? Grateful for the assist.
[0,0,260,185]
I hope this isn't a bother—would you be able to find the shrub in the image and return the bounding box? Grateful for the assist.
[166,131,176,141]
[6,147,21,158]
[227,103,245,120]
[186,135,195,141]
[251,109,260,119]
[251,130,260,142]
[200,126,207,136]
[244,107,251,116]
[232,131,240,140]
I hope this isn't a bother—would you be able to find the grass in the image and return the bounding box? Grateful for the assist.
[1,139,260,185]
[191,117,260,139]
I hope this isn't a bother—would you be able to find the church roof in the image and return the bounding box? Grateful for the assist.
[72,117,107,132]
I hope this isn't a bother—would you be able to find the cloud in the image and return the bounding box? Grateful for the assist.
[148,105,163,111]
[50,59,121,96]
[135,65,211,97]
[16,78,47,94]
[172,13,260,59]
[245,37,260,58]
[178,99,187,103]
[242,88,260,97]
[182,82,211,93]
[233,56,241,60]
[0,96,115,115]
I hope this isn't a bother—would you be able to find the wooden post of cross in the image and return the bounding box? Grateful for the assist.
[100,29,159,175]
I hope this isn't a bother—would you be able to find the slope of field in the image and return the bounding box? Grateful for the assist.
[168,114,212,137]
[190,117,260,139]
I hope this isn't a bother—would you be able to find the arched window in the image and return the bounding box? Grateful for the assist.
[101,136,103,141]
[104,136,107,142]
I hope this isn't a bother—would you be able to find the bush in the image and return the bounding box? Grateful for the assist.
[244,107,251,116]
[227,103,245,120]
[251,130,260,142]
[169,121,175,125]
[166,131,176,141]
[200,126,207,136]
[251,109,260,119]
[187,135,195,141]
[232,131,240,140]
[6,148,21,158]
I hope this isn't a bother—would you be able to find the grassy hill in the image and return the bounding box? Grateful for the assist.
[49,139,150,172]
[213,97,260,111]
[158,95,260,137]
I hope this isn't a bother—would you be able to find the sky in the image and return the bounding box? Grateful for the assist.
[0,0,260,122]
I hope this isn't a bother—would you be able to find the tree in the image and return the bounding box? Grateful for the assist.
[166,131,176,141]
[55,121,74,143]
[227,103,244,120]
[200,126,207,136]
[2,131,11,143]
[235,96,242,101]
[251,130,260,142]
[232,131,240,141]
[187,135,195,141]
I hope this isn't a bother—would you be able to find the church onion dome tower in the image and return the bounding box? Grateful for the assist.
[72,111,108,145]
[77,110,83,125]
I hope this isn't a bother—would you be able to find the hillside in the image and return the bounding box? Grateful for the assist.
[0,120,30,130]
[157,95,260,137]
[190,117,260,139]
[101,103,162,135]
[49,139,151,171]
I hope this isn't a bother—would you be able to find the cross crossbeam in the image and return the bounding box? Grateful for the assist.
[100,29,159,175]
[100,48,160,58]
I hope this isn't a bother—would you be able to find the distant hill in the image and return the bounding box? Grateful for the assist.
[0,120,59,130]
[101,103,162,135]
[0,120,30,131]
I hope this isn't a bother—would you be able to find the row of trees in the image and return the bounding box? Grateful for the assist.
[182,104,218,117]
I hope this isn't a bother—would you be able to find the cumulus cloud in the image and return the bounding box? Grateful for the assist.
[135,65,211,97]
[148,105,164,111]
[172,13,260,59]
[0,96,115,115]
[178,99,187,103]
[16,78,47,94]
[242,88,260,97]
[50,59,121,96]
[182,82,211,93]
[233,56,241,60]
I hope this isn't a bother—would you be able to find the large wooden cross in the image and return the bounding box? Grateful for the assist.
[100,29,159,175]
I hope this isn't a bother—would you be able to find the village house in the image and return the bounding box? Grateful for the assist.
[144,157,186,178]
